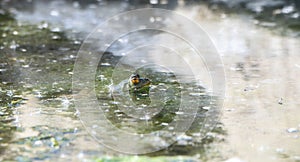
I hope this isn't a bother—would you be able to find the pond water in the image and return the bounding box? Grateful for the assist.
[0,0,299,162]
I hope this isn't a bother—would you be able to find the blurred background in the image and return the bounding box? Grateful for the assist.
[0,0,299,161]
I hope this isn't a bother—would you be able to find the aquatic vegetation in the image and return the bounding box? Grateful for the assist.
[94,66,225,160]
[0,84,25,150]
[0,10,78,161]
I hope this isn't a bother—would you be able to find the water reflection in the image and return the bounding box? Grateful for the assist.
[0,0,299,161]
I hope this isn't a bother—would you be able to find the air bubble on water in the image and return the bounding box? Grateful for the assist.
[89,4,97,9]
[6,90,13,97]
[287,128,299,133]
[221,13,227,18]
[77,152,84,159]
[150,0,158,4]
[51,27,61,32]
[189,92,203,96]
[38,22,48,29]
[12,31,18,35]
[258,145,269,152]
[52,82,58,87]
[282,5,294,14]
[225,157,245,162]
[150,17,155,23]
[74,109,80,117]
[61,96,70,108]
[34,140,43,146]
[118,38,128,43]
[176,134,192,145]
[139,25,146,29]
[73,40,81,45]
[168,126,174,131]
[22,64,29,68]
[175,111,184,115]
[50,10,60,17]
[73,128,78,133]
[156,17,162,21]
[278,98,283,105]
[140,115,151,120]
[20,48,27,52]
[276,148,284,153]
[113,109,121,113]
[202,106,210,110]
[52,35,61,40]
[291,13,299,18]
[97,29,103,33]
[100,63,111,66]
[9,41,19,49]
[161,123,168,126]
[260,22,276,27]
[69,55,76,59]
[58,47,70,51]
[273,9,282,15]
[35,91,43,98]
[192,133,201,137]
[161,0,168,4]
[73,1,80,8]
[116,114,123,117]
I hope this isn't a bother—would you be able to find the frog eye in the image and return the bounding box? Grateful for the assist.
[131,78,139,83]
